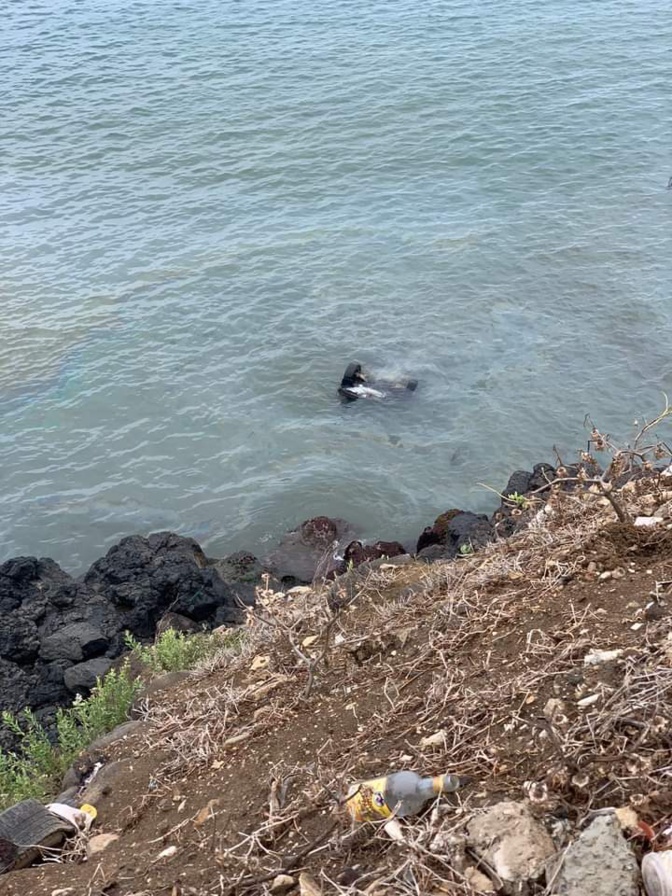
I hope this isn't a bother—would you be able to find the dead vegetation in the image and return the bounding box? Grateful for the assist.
[102,474,672,896]
[2,464,672,895]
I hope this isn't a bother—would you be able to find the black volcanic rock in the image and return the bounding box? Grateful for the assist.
[39,623,109,663]
[0,615,40,665]
[417,510,494,560]
[84,532,236,639]
[63,658,113,694]
[343,540,406,569]
[0,533,249,738]
[0,557,71,615]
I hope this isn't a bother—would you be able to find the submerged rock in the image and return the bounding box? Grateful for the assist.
[263,516,356,584]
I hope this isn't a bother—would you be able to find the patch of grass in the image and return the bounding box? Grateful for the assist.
[125,627,243,675]
[0,662,140,810]
[0,628,245,810]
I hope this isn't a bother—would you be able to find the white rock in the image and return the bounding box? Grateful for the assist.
[583,649,623,666]
[577,694,600,708]
[86,833,119,858]
[550,814,638,896]
[271,875,296,893]
[419,730,447,748]
[635,516,664,527]
[466,801,556,883]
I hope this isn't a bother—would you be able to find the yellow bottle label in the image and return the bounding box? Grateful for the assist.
[346,777,392,822]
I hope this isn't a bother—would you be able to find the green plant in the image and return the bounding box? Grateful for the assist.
[0,662,140,811]
[506,491,528,509]
[125,627,242,675]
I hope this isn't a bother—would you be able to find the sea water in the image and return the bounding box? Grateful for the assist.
[2,0,671,572]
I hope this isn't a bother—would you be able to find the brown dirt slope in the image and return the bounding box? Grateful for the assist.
[2,478,672,896]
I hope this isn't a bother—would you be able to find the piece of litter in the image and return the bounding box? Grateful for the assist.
[577,694,600,708]
[419,731,446,749]
[383,819,405,842]
[635,516,663,528]
[157,845,178,860]
[583,649,623,666]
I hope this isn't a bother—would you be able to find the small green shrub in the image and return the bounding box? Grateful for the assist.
[125,627,243,674]
[0,628,244,810]
[0,662,140,811]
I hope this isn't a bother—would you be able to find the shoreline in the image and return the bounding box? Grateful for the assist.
[1,455,672,887]
[0,456,556,728]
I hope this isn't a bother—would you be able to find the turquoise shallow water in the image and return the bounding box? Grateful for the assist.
[2,0,671,573]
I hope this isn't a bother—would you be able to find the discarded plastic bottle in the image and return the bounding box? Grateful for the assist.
[346,771,464,822]
[642,851,672,896]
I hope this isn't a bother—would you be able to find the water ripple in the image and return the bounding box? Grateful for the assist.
[1,0,671,571]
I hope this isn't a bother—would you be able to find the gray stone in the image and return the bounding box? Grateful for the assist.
[40,622,109,662]
[60,765,82,791]
[55,786,79,806]
[0,614,40,664]
[550,814,639,896]
[80,758,134,805]
[467,801,556,885]
[87,719,148,752]
[63,657,113,693]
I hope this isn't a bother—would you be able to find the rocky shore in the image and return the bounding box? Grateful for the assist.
[0,461,579,735]
[0,453,671,895]
[2,397,672,895]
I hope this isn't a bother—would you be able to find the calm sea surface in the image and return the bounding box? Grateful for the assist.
[2,0,671,573]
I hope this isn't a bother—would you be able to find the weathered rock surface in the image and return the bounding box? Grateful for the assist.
[343,539,406,570]
[63,657,113,693]
[550,814,639,896]
[466,800,556,885]
[263,516,356,583]
[84,532,240,636]
[87,719,148,753]
[416,509,494,559]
